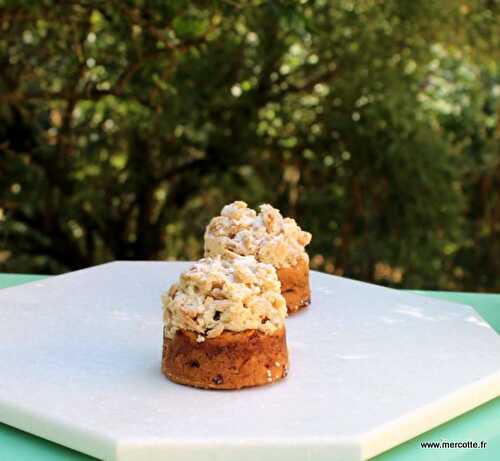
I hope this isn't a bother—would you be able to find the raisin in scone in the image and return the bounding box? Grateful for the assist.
[204,201,312,313]
[162,256,288,389]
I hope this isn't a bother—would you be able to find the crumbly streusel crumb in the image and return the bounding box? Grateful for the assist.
[204,201,311,268]
[162,255,287,340]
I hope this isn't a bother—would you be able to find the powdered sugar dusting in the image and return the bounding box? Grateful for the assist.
[204,201,311,268]
[162,255,287,340]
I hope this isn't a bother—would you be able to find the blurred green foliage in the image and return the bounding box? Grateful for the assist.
[0,0,499,291]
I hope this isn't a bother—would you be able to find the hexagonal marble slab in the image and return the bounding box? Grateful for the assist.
[0,262,499,461]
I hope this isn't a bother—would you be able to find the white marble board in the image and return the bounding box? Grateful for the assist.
[0,262,499,461]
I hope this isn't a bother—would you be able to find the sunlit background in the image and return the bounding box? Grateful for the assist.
[0,1,499,291]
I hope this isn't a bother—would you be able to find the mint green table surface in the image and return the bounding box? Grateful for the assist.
[0,274,499,461]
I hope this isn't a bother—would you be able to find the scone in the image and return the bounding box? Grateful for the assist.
[162,256,288,390]
[204,201,312,313]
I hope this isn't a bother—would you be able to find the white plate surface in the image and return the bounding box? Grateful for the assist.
[0,261,499,461]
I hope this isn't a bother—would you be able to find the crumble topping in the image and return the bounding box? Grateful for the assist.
[162,255,287,341]
[204,201,311,268]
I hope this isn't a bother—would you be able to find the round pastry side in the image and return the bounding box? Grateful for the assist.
[204,201,312,313]
[277,256,310,313]
[162,328,288,390]
[161,256,289,390]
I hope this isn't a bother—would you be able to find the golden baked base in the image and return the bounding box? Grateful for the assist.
[277,257,311,313]
[162,328,288,390]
